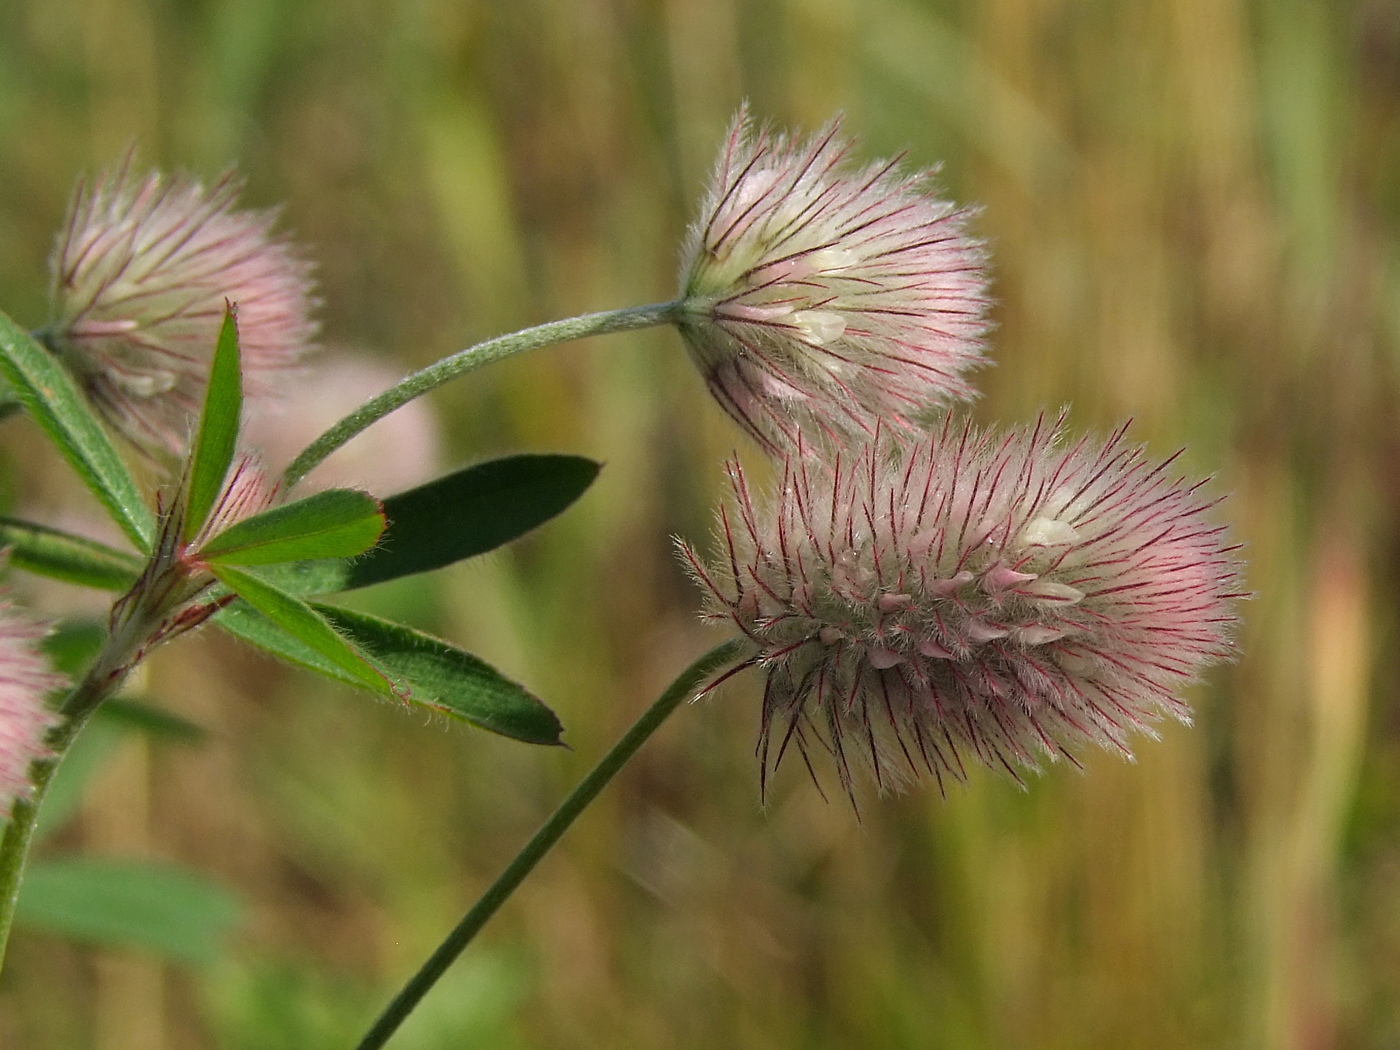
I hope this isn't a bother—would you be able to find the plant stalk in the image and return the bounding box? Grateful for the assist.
[0,616,145,970]
[284,301,684,488]
[353,637,748,1050]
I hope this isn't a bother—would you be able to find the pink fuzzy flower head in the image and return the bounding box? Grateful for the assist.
[678,415,1243,798]
[0,606,64,813]
[676,109,990,455]
[46,160,317,458]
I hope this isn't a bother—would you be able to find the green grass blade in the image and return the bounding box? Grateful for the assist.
[0,310,154,550]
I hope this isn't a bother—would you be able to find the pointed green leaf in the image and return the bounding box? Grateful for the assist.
[184,306,242,541]
[214,597,366,686]
[0,517,142,591]
[17,858,241,964]
[345,454,600,589]
[218,456,602,596]
[101,697,207,743]
[209,564,396,697]
[0,310,153,550]
[198,488,385,566]
[214,599,563,745]
[41,619,107,674]
[315,605,563,745]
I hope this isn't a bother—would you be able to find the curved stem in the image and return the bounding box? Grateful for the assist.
[0,631,140,970]
[283,301,684,488]
[353,637,749,1050]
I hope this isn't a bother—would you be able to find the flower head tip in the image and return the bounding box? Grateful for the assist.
[677,109,991,454]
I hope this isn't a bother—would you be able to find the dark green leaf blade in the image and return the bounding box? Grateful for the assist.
[209,564,396,697]
[314,605,563,745]
[346,454,600,589]
[0,517,142,591]
[0,310,154,550]
[183,306,242,541]
[16,858,241,964]
[198,489,385,566]
[214,599,563,745]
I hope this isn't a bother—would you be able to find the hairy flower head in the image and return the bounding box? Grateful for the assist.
[677,109,990,454]
[678,415,1243,798]
[0,605,65,813]
[46,160,317,458]
[244,352,443,493]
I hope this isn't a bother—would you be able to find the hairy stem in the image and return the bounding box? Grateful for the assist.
[353,637,749,1050]
[283,301,684,488]
[0,617,145,971]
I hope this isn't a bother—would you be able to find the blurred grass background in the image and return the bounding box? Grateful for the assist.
[1,0,1398,1046]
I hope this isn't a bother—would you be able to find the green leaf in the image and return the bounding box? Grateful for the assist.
[345,454,600,589]
[33,718,123,843]
[0,310,154,551]
[214,597,363,685]
[33,699,204,843]
[315,605,563,745]
[213,600,563,745]
[100,697,207,743]
[184,306,243,541]
[0,517,142,591]
[209,564,396,697]
[242,558,354,597]
[223,456,601,597]
[198,489,385,566]
[16,858,241,964]
[41,619,107,674]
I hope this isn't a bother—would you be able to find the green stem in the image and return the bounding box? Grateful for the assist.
[283,301,684,488]
[353,637,749,1050]
[0,631,140,970]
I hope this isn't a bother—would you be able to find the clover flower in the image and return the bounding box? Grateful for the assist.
[0,606,65,813]
[46,160,317,458]
[678,415,1243,797]
[676,109,990,454]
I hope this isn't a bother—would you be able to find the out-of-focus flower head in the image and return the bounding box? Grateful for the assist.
[0,604,64,814]
[46,159,317,459]
[678,415,1243,799]
[676,108,990,455]
[243,352,443,494]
